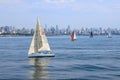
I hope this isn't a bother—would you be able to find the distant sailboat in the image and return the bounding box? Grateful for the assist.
[107,32,112,38]
[70,31,76,41]
[28,19,55,58]
[90,31,93,38]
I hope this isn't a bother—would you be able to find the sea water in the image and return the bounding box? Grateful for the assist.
[0,35,120,80]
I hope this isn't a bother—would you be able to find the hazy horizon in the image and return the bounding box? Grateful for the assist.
[0,0,120,29]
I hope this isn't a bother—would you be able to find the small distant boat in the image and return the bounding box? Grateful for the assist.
[28,19,55,58]
[90,31,93,38]
[107,32,112,38]
[70,31,76,41]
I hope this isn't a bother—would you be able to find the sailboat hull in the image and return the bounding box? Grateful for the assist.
[28,53,55,58]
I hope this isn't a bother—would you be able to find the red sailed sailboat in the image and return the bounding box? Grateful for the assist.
[70,31,76,41]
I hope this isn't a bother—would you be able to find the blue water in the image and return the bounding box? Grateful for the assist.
[0,35,120,80]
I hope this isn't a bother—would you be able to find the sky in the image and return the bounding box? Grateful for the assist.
[0,0,120,29]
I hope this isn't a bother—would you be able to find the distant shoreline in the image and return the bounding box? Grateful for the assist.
[0,34,120,37]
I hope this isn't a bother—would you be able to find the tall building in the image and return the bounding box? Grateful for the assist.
[66,25,71,35]
[55,25,59,35]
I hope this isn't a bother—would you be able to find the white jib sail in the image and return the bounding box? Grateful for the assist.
[74,32,77,40]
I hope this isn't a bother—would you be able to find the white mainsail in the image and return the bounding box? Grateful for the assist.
[28,19,50,54]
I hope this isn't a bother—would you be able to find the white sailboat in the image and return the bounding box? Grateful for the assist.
[107,32,112,38]
[28,19,55,58]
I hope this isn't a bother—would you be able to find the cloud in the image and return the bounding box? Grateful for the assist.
[98,0,104,3]
[112,4,120,9]
[0,0,22,4]
[44,0,75,3]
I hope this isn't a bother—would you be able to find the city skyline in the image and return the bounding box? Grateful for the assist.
[1,25,120,36]
[0,0,120,29]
